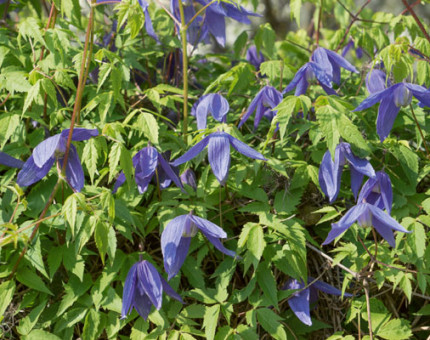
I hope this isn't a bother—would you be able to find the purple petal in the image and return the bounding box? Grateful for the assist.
[350,167,364,200]
[61,128,99,142]
[354,84,401,112]
[205,9,226,47]
[171,136,210,166]
[132,291,153,320]
[121,263,138,318]
[180,169,197,190]
[310,278,353,297]
[210,94,229,122]
[135,147,158,193]
[239,91,262,128]
[201,231,237,258]
[325,48,359,73]
[405,83,430,107]
[288,286,312,326]
[192,94,211,130]
[157,154,184,190]
[208,133,231,184]
[376,97,401,142]
[320,83,338,96]
[0,151,23,168]
[295,77,309,96]
[113,172,126,193]
[372,218,396,248]
[161,215,189,279]
[190,215,227,238]
[17,155,55,187]
[312,48,332,78]
[368,204,411,234]
[365,69,390,94]
[341,143,375,178]
[310,62,333,89]
[227,134,267,161]
[33,134,62,168]
[378,172,393,214]
[282,64,309,95]
[61,145,85,192]
[322,204,369,245]
[318,149,342,203]
[138,261,163,310]
[159,275,184,303]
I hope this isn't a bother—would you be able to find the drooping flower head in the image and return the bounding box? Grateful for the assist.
[191,93,229,131]
[354,82,430,141]
[357,171,392,214]
[171,131,267,185]
[283,278,352,326]
[239,86,282,130]
[0,151,24,169]
[113,146,183,194]
[319,142,376,203]
[246,46,265,71]
[180,168,197,191]
[161,212,237,279]
[17,128,98,192]
[121,260,183,320]
[322,202,410,247]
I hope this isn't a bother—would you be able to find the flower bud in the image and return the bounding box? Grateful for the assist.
[393,85,412,107]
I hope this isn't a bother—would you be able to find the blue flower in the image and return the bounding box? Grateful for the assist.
[191,93,229,130]
[319,142,376,203]
[121,260,183,320]
[113,146,183,194]
[17,128,98,192]
[354,82,430,141]
[365,69,391,94]
[283,277,352,326]
[322,202,410,247]
[171,131,267,185]
[357,171,392,214]
[161,212,237,279]
[342,39,363,59]
[246,46,265,71]
[239,86,283,130]
[180,168,197,191]
[0,151,23,168]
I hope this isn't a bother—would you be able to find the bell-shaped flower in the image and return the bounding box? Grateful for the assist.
[246,46,265,71]
[161,212,237,279]
[17,128,98,192]
[121,260,183,320]
[0,151,23,168]
[194,0,260,47]
[282,62,334,96]
[319,142,376,203]
[354,82,430,141]
[322,202,411,247]
[311,47,359,85]
[365,69,391,94]
[113,146,183,194]
[180,168,197,191]
[239,86,283,130]
[357,171,392,214]
[191,93,229,130]
[96,0,158,42]
[171,131,267,185]
[283,277,352,326]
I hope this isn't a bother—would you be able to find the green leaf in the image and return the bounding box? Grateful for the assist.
[203,304,220,340]
[256,308,287,340]
[63,193,86,238]
[16,267,53,295]
[0,113,20,148]
[254,23,276,59]
[290,0,302,26]
[245,224,266,272]
[16,300,47,336]
[120,144,133,190]
[94,219,110,265]
[376,318,412,340]
[25,329,62,340]
[260,60,283,84]
[256,262,278,309]
[23,80,41,114]
[134,111,159,145]
[0,280,15,317]
[274,95,299,141]
[109,143,122,183]
[82,138,99,184]
[82,309,101,340]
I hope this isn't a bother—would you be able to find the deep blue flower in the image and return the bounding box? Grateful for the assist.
[0,152,24,168]
[246,46,265,71]
[113,146,183,194]
[357,171,392,214]
[319,142,376,203]
[191,93,229,130]
[354,82,430,141]
[365,69,391,94]
[322,202,410,247]
[17,128,98,192]
[121,260,183,320]
[180,168,197,191]
[283,277,352,326]
[239,86,282,130]
[161,212,237,279]
[171,131,267,185]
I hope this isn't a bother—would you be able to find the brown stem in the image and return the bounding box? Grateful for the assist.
[0,93,11,107]
[400,0,420,15]
[363,278,373,339]
[401,0,430,44]
[39,3,58,62]
[316,0,323,46]
[409,104,430,158]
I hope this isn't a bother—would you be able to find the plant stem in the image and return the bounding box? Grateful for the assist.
[219,187,223,228]
[363,278,373,340]
[401,0,430,44]
[409,104,430,158]
[177,0,189,143]
[316,0,323,46]
[185,0,216,30]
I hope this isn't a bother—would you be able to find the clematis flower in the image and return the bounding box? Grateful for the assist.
[96,0,158,42]
[171,131,267,185]
[180,168,197,191]
[322,202,410,247]
[17,128,98,192]
[194,0,260,47]
[283,278,352,326]
[354,82,430,141]
[0,151,24,168]
[342,39,363,59]
[238,86,283,130]
[246,46,265,71]
[365,69,391,94]
[161,212,237,279]
[121,260,183,320]
[113,146,183,194]
[190,93,229,130]
[357,171,392,213]
[319,142,376,203]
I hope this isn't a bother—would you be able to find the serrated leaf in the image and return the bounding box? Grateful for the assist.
[134,112,159,145]
[0,280,15,317]
[23,80,41,114]
[109,143,122,182]
[120,144,133,189]
[82,309,101,340]
[256,262,278,309]
[16,267,53,295]
[376,318,412,340]
[203,304,220,340]
[0,113,20,148]
[94,220,109,265]
[256,308,287,340]
[82,138,99,184]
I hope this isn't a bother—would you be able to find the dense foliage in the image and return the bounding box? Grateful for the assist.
[1,0,430,339]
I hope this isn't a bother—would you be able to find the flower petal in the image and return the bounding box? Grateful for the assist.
[282,64,309,94]
[200,231,237,258]
[121,263,138,318]
[372,217,396,248]
[368,204,411,234]
[350,167,364,200]
[60,145,84,192]
[341,143,375,179]
[112,172,126,193]
[310,62,332,88]
[227,134,267,161]
[376,96,401,142]
[405,83,430,107]
[310,278,353,297]
[312,47,332,79]
[205,9,226,47]
[171,136,210,166]
[295,76,309,96]
[159,275,184,303]
[135,147,158,193]
[158,154,184,191]
[33,134,62,168]
[17,155,55,187]
[365,69,390,94]
[353,84,400,112]
[0,151,23,168]
[61,128,99,141]
[318,149,342,203]
[288,287,312,326]
[239,91,262,127]
[132,291,153,320]
[210,93,229,122]
[191,215,227,238]
[325,48,359,73]
[138,261,163,310]
[208,133,231,184]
